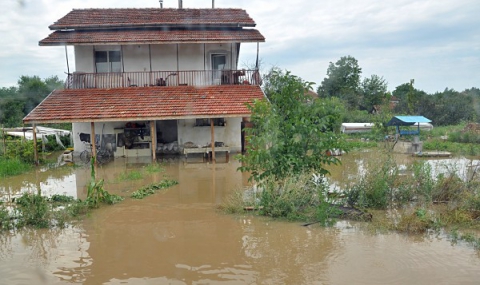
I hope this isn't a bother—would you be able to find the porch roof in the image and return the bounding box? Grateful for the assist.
[40,28,265,46]
[49,8,257,30]
[23,85,265,124]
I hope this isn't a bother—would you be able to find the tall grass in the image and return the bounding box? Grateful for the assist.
[0,157,32,177]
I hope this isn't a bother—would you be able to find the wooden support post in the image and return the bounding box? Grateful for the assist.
[151,120,156,161]
[1,125,6,156]
[210,119,215,162]
[90,122,97,163]
[32,124,39,166]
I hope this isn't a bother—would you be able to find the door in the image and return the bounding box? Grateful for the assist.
[211,54,226,84]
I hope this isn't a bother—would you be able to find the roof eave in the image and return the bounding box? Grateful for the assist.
[24,113,252,125]
[49,23,256,30]
[39,39,265,46]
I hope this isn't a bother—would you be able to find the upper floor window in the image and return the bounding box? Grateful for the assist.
[95,51,121,73]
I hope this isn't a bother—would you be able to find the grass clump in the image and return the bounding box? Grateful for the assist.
[115,163,166,182]
[144,163,165,174]
[117,170,143,181]
[450,228,480,250]
[0,157,32,177]
[222,173,350,226]
[341,153,480,247]
[131,179,178,199]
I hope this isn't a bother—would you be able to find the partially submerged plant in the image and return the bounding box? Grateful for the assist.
[86,156,123,208]
[130,179,178,199]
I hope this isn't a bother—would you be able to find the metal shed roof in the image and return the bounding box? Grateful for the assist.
[386,116,432,126]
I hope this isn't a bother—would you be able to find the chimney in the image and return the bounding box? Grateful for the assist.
[159,0,163,8]
[178,0,183,9]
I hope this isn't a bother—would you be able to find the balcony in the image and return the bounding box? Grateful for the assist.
[65,70,261,89]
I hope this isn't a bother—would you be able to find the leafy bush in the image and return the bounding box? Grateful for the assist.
[4,139,39,163]
[16,193,51,228]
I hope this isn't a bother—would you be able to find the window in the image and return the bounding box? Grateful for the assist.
[95,51,121,73]
[195,118,226,127]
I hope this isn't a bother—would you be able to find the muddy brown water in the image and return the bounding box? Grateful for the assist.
[1,153,480,284]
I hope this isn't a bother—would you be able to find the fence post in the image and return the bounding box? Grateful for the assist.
[32,124,39,165]
[1,125,6,156]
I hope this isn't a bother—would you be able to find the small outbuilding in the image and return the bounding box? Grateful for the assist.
[386,116,433,154]
[386,116,432,136]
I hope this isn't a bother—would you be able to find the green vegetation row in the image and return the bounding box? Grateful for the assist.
[0,159,178,231]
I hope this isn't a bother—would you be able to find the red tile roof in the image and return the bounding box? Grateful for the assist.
[40,29,265,46]
[49,8,256,30]
[23,85,265,124]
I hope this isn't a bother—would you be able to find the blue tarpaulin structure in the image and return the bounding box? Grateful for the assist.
[386,116,432,126]
[386,116,432,136]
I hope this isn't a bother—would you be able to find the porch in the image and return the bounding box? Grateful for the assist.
[65,69,261,89]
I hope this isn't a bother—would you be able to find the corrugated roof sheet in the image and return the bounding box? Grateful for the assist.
[40,29,265,46]
[49,8,256,30]
[23,85,265,124]
[386,116,432,126]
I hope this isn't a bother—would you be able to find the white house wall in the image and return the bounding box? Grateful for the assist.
[150,44,178,71]
[74,46,94,72]
[122,45,151,72]
[73,43,238,73]
[177,117,242,152]
[72,122,125,153]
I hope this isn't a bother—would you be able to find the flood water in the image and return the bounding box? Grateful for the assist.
[1,153,480,284]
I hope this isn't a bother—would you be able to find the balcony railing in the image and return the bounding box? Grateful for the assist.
[64,70,261,89]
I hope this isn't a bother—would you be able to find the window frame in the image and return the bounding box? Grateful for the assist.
[95,50,122,73]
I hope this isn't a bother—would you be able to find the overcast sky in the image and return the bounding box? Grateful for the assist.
[1,0,479,93]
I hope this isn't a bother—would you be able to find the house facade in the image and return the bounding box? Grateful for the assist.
[23,7,265,160]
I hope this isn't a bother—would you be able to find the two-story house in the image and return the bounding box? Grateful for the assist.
[23,6,265,161]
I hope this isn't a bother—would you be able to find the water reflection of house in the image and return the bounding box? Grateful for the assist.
[23,3,265,161]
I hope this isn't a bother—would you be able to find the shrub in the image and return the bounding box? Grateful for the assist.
[16,193,51,228]
[259,174,331,221]
[345,156,399,209]
[4,139,38,163]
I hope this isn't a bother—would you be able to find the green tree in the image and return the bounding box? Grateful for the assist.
[239,69,346,183]
[0,75,63,127]
[361,74,388,111]
[421,88,475,126]
[17,75,63,114]
[317,55,362,109]
[392,82,427,115]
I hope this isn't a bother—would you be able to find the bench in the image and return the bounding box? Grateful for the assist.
[183,147,230,162]
[183,147,207,160]
[205,147,230,162]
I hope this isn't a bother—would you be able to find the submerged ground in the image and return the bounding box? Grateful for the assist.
[0,154,480,284]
